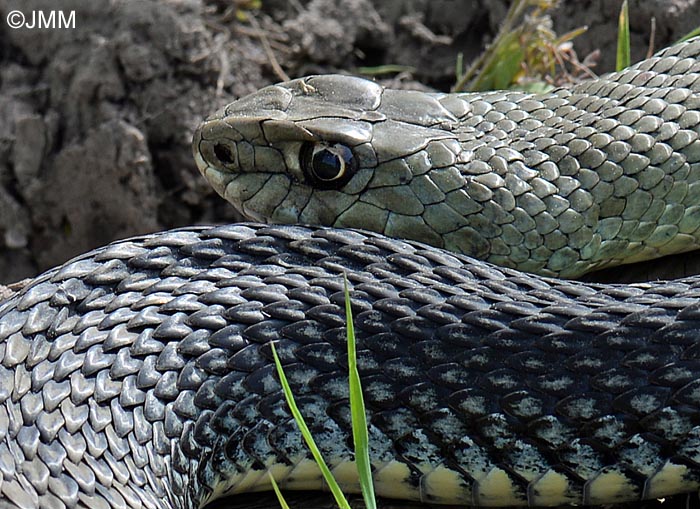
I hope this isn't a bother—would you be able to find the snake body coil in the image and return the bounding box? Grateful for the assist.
[2,38,700,509]
[5,224,700,508]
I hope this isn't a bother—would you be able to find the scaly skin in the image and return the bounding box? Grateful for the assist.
[194,38,700,278]
[4,224,700,508]
[3,38,700,509]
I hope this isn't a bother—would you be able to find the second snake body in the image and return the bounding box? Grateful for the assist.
[5,224,700,508]
[1,37,700,509]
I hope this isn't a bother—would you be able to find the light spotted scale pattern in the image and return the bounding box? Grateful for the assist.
[194,37,700,278]
[4,224,700,507]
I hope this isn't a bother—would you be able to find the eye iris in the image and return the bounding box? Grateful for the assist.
[301,142,357,189]
[312,148,344,181]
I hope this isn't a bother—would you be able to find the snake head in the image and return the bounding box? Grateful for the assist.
[193,74,461,240]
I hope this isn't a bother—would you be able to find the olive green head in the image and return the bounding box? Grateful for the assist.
[192,74,460,241]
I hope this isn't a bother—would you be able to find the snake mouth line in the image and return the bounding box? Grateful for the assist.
[193,150,232,198]
[194,152,313,224]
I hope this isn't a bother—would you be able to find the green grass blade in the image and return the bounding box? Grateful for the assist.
[469,32,524,91]
[344,274,376,509]
[616,0,631,70]
[679,26,700,42]
[357,64,416,76]
[269,474,291,509]
[452,0,528,91]
[270,343,352,509]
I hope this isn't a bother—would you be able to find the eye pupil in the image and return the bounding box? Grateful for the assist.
[312,149,343,181]
[214,143,235,164]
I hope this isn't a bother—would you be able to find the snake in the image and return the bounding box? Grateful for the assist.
[194,37,700,280]
[0,37,699,509]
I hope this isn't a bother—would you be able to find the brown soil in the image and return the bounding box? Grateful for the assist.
[0,0,698,287]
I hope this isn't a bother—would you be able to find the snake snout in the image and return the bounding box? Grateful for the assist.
[192,118,249,201]
[193,119,243,174]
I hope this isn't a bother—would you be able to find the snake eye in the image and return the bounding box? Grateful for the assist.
[301,142,357,189]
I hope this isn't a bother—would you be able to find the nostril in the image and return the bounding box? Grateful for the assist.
[214,143,236,165]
